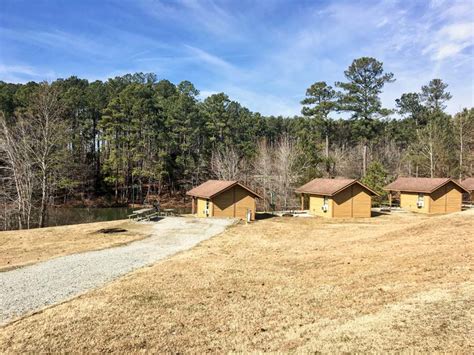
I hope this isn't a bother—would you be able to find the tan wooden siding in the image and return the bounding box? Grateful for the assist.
[308,184,372,218]
[400,192,430,213]
[351,184,372,218]
[445,184,462,212]
[429,185,447,213]
[212,188,235,218]
[400,182,462,214]
[429,182,462,213]
[196,198,211,217]
[196,186,256,220]
[308,195,333,217]
[332,186,353,218]
[234,185,256,220]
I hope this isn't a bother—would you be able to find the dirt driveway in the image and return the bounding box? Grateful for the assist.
[0,217,235,325]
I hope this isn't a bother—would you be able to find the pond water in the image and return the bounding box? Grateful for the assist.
[45,206,193,228]
[2,206,193,230]
[46,207,137,227]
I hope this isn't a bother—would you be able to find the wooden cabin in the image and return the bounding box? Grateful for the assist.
[384,177,468,214]
[186,180,261,220]
[295,178,379,218]
[461,177,474,202]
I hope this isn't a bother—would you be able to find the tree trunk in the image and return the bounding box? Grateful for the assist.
[325,133,329,158]
[459,120,463,181]
[39,167,47,228]
[115,176,118,202]
[94,127,101,191]
[429,138,434,178]
[362,143,367,176]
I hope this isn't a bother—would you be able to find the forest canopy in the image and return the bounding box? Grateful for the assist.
[1,57,473,229]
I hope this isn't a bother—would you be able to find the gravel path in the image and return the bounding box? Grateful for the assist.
[0,217,235,325]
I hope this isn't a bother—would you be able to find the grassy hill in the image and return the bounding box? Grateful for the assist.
[1,210,473,352]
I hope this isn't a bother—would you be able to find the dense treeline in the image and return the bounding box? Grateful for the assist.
[0,57,473,229]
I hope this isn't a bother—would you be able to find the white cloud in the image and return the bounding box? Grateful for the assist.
[0,27,104,57]
[183,45,250,82]
[0,64,57,83]
[441,22,473,41]
[424,21,473,61]
[257,0,474,115]
[0,64,38,76]
[137,0,247,40]
[185,45,235,72]
[218,85,300,117]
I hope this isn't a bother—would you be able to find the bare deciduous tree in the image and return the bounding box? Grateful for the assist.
[453,109,474,180]
[25,83,67,227]
[372,139,404,178]
[275,136,300,209]
[0,113,35,229]
[407,119,455,178]
[330,144,363,178]
[252,135,306,211]
[210,146,243,181]
[253,138,273,210]
[0,83,67,229]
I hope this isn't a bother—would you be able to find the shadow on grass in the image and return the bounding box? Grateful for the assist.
[371,210,390,217]
[255,212,278,220]
[147,216,166,222]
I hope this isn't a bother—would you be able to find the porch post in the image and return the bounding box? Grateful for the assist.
[388,192,392,208]
[301,194,304,211]
[192,197,196,214]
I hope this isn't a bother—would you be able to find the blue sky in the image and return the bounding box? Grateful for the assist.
[0,0,473,116]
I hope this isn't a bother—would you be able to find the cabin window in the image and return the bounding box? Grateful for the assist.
[417,194,424,208]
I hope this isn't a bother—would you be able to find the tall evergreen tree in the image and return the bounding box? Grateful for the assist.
[420,79,452,112]
[395,92,427,127]
[336,57,395,175]
[301,81,337,160]
[361,161,388,197]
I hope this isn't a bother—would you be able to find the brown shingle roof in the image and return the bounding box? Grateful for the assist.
[461,177,474,191]
[384,177,469,193]
[295,178,379,196]
[186,180,262,199]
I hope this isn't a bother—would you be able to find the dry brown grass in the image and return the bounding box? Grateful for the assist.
[1,211,473,352]
[0,220,152,271]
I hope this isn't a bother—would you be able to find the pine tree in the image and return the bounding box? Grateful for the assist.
[336,57,395,175]
[301,81,337,174]
[361,161,388,197]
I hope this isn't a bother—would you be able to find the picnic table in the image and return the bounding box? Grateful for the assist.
[128,207,178,221]
[128,208,156,221]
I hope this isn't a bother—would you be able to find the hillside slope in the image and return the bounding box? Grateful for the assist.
[1,210,473,352]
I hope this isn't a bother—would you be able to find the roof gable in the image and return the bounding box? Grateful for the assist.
[295,178,379,196]
[461,177,474,191]
[384,177,469,194]
[186,180,262,199]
